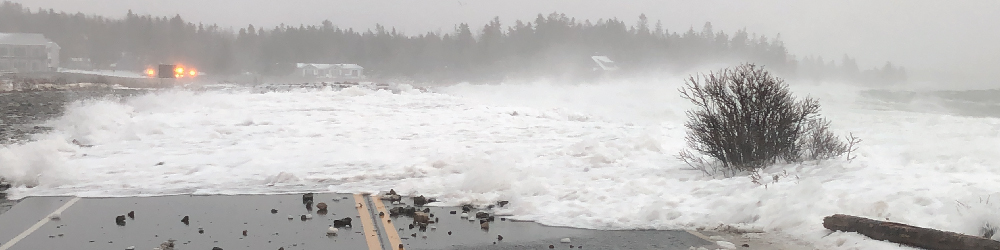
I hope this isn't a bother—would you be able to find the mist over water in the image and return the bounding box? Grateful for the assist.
[859,88,1000,118]
[0,74,993,194]
[439,79,691,125]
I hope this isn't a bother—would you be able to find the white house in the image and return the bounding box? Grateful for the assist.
[0,33,60,72]
[591,56,619,71]
[295,63,364,79]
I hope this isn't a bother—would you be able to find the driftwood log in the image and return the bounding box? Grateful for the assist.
[823,214,1000,250]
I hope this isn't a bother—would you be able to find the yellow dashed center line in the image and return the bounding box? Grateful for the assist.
[372,195,404,250]
[354,194,382,250]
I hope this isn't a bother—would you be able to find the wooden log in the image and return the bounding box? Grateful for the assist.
[823,214,1000,250]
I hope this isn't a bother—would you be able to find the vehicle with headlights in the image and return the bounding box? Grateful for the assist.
[145,64,198,79]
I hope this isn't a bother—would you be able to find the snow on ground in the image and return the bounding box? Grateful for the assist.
[1,77,999,249]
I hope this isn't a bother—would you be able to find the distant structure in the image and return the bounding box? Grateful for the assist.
[0,33,60,73]
[294,63,364,79]
[590,56,619,71]
[65,57,94,70]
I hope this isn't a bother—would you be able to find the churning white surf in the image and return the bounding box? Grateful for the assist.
[1,78,999,249]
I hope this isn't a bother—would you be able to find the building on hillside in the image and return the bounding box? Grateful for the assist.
[294,63,364,79]
[591,56,620,71]
[0,33,60,73]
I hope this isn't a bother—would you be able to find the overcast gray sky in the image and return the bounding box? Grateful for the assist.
[13,0,1000,86]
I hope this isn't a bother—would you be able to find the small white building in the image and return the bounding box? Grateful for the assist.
[295,63,364,79]
[591,56,619,71]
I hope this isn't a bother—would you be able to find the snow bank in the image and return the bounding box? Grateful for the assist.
[1,78,998,249]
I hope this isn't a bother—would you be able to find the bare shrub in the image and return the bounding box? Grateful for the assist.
[799,117,846,161]
[678,149,726,177]
[679,63,855,176]
[844,133,862,162]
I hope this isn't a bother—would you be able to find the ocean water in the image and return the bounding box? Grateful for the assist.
[860,88,1000,118]
[1,78,998,249]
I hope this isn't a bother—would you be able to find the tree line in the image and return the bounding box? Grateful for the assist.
[0,1,906,84]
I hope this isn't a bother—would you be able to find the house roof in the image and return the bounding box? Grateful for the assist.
[591,56,619,71]
[297,63,334,70]
[0,33,56,46]
[337,64,363,70]
[296,63,363,70]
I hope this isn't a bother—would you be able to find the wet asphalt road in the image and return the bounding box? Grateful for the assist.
[0,194,714,250]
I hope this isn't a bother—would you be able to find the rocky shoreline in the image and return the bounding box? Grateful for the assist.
[0,178,10,214]
[1,89,147,144]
